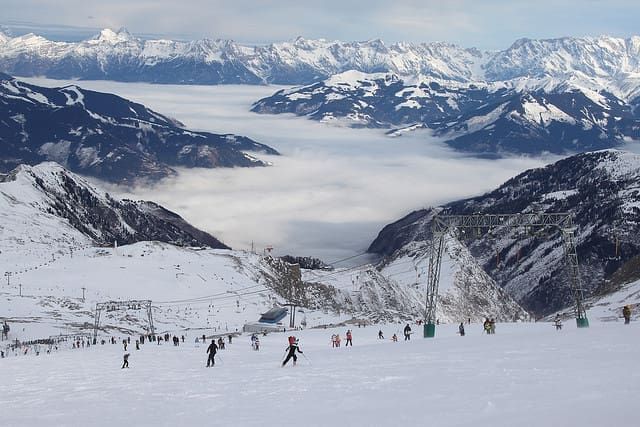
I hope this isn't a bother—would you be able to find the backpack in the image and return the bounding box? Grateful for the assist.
[288,336,296,345]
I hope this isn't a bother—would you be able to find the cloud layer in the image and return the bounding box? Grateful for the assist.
[26,78,552,262]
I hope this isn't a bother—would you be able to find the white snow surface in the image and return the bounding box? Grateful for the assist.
[0,321,637,427]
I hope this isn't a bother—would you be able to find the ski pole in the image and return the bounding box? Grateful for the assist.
[301,353,312,365]
[216,354,224,365]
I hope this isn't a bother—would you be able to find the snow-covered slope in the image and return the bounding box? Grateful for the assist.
[0,162,527,339]
[368,149,640,317]
[1,322,638,427]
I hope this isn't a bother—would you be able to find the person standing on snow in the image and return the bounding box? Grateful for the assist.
[345,330,353,346]
[623,305,631,324]
[403,324,412,341]
[282,338,303,367]
[554,314,563,330]
[206,339,218,367]
[378,330,384,339]
[459,322,465,336]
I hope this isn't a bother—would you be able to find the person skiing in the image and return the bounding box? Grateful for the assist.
[459,322,465,336]
[335,334,341,347]
[378,330,384,340]
[554,314,563,330]
[206,339,218,367]
[251,334,260,351]
[403,324,412,341]
[121,353,130,369]
[623,305,631,324]
[345,330,353,346]
[391,333,398,342]
[483,318,491,335]
[282,338,303,367]
[331,334,337,347]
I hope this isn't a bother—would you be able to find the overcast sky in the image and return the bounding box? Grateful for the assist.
[2,0,639,50]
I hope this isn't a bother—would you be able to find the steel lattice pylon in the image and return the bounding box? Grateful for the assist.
[424,212,589,338]
[93,300,155,340]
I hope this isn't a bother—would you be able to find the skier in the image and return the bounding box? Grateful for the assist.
[135,340,140,350]
[403,324,412,341]
[251,334,260,350]
[206,339,218,367]
[391,333,398,342]
[554,314,562,330]
[335,334,341,347]
[122,339,127,351]
[483,318,491,335]
[378,330,384,339]
[459,322,465,336]
[282,338,303,367]
[490,318,496,334]
[121,353,130,369]
[623,305,631,324]
[345,330,353,346]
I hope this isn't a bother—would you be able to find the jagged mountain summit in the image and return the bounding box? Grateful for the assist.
[368,149,640,317]
[0,29,639,86]
[0,73,278,184]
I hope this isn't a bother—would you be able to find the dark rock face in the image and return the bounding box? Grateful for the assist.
[368,150,640,315]
[0,74,278,184]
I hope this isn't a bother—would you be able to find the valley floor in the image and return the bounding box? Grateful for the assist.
[1,321,636,426]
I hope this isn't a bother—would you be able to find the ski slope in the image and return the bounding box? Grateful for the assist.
[1,321,636,427]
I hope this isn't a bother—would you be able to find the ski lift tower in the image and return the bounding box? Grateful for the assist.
[93,300,155,341]
[424,212,589,338]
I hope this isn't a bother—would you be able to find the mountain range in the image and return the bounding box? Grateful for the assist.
[1,29,639,88]
[0,73,278,183]
[3,29,640,157]
[251,70,640,156]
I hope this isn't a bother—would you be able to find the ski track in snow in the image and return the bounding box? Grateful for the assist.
[0,322,637,427]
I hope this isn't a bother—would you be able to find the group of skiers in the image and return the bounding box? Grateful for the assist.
[378,329,400,341]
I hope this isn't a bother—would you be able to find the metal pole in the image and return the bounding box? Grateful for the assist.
[425,232,445,338]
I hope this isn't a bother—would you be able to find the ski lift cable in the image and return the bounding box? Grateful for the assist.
[153,283,271,305]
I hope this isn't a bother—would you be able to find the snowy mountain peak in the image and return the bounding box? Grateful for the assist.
[92,27,134,44]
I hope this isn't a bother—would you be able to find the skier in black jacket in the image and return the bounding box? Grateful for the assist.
[282,339,303,367]
[403,324,412,341]
[206,340,218,367]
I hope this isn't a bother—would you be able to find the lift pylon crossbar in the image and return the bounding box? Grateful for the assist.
[425,212,588,338]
